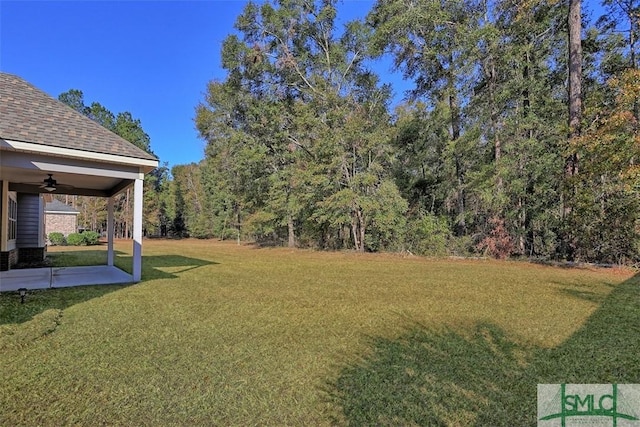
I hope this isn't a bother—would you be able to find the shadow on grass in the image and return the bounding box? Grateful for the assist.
[331,274,640,426]
[560,288,607,304]
[48,249,217,281]
[47,249,113,267]
[0,284,130,326]
[140,254,218,281]
[1,252,216,326]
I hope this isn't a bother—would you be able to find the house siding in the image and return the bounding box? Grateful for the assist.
[17,193,44,248]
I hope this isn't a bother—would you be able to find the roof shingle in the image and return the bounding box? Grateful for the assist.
[45,199,79,214]
[0,72,158,162]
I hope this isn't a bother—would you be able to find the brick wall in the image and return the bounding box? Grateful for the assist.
[45,213,78,237]
[0,249,18,271]
[18,247,45,264]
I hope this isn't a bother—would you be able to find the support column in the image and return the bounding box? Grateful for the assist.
[132,178,144,282]
[107,197,114,266]
[0,181,8,271]
[0,181,8,252]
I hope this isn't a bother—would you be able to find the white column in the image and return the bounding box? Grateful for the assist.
[107,197,114,266]
[0,181,8,252]
[132,178,144,282]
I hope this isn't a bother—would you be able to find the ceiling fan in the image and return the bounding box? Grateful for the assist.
[42,174,57,192]
[19,174,76,193]
[26,174,75,192]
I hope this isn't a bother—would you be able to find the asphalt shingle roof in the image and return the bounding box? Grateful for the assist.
[0,72,157,162]
[45,199,79,214]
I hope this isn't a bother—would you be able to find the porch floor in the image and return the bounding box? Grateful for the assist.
[0,266,133,292]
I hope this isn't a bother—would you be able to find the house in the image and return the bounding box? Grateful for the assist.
[45,199,80,238]
[0,72,158,284]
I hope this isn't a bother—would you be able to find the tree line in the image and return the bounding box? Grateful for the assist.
[65,0,640,264]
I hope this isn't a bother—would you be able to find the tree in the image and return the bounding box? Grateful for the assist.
[196,0,402,251]
[114,112,153,154]
[171,163,212,238]
[58,89,87,114]
[368,0,482,235]
[144,163,171,236]
[391,102,449,217]
[567,0,582,177]
[86,102,116,130]
[369,0,568,257]
[568,69,640,262]
[597,0,639,71]
[596,0,640,124]
[180,0,640,262]
[482,0,566,257]
[58,89,163,236]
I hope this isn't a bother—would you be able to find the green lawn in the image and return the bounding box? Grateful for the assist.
[1,239,638,426]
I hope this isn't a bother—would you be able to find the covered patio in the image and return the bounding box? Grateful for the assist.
[0,72,158,290]
[1,265,133,292]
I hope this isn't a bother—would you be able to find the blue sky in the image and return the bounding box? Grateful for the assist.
[0,0,405,169]
[0,1,607,170]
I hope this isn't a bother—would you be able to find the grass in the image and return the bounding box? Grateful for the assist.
[1,239,638,425]
[46,246,111,267]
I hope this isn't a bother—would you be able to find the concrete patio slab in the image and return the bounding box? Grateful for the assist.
[0,268,52,291]
[0,266,133,292]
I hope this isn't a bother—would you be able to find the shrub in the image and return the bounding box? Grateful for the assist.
[48,232,66,246]
[476,216,515,259]
[66,233,86,246]
[65,231,101,246]
[82,231,101,245]
[405,213,452,256]
[448,235,474,257]
[365,180,409,252]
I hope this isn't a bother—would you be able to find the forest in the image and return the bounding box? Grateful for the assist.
[60,0,640,264]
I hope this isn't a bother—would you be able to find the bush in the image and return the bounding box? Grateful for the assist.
[82,231,101,245]
[66,231,101,246]
[365,180,409,252]
[405,213,452,256]
[476,216,515,259]
[48,232,66,246]
[66,233,86,246]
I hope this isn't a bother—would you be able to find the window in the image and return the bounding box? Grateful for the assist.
[8,196,17,241]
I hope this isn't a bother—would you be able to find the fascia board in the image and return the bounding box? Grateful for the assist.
[1,139,158,170]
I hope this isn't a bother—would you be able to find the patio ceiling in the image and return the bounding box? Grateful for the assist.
[1,141,148,197]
